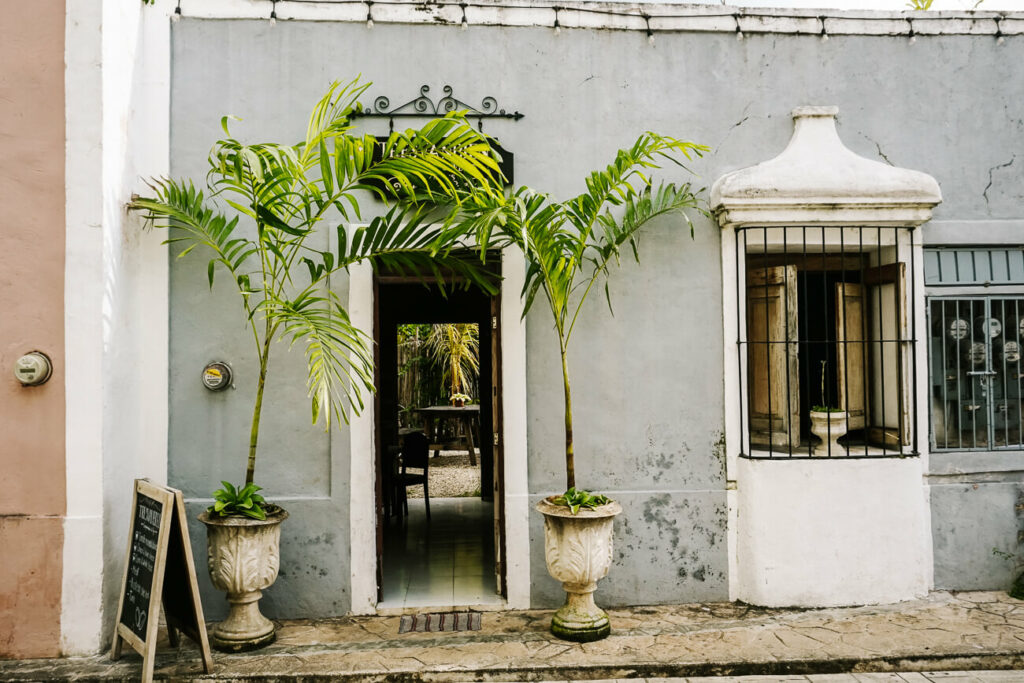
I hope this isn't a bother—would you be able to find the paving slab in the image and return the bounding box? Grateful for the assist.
[2,592,1024,682]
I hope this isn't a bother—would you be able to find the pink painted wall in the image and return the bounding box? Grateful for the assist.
[0,0,67,659]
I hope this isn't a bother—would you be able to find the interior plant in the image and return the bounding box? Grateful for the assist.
[809,360,848,456]
[129,77,502,650]
[460,131,707,641]
[426,323,480,404]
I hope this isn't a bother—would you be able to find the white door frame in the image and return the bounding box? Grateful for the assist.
[348,246,531,613]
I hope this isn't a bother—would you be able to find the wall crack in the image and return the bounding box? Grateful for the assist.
[983,155,1016,206]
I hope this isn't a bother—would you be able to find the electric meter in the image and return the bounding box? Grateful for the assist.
[202,361,233,391]
[14,352,52,386]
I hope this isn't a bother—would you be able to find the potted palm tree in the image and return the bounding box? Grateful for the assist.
[463,133,707,641]
[129,78,502,651]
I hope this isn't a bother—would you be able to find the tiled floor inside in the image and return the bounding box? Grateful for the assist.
[379,497,503,609]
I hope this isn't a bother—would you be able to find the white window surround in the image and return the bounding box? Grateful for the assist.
[713,106,942,473]
[713,106,941,606]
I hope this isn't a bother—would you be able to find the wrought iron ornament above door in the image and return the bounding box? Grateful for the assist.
[351,84,524,129]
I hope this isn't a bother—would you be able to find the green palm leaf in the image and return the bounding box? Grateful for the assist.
[129,78,507,492]
[469,132,709,491]
[264,290,375,427]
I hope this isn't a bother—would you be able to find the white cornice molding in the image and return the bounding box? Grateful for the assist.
[710,106,942,229]
[169,0,1024,36]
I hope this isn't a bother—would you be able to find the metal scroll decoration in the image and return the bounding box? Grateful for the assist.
[351,84,524,128]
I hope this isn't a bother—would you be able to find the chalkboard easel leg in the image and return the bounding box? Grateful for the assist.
[110,633,124,660]
[142,648,157,683]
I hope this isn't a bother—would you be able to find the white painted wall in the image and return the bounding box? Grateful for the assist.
[499,248,531,610]
[62,0,171,654]
[348,263,377,615]
[735,456,929,606]
[62,0,106,655]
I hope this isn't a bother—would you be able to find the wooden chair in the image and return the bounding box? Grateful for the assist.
[399,431,431,520]
[383,444,403,520]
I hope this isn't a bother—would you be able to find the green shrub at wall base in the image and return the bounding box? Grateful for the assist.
[1010,573,1024,601]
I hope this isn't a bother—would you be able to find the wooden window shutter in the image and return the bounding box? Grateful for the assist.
[864,263,911,447]
[836,282,868,429]
[746,265,801,449]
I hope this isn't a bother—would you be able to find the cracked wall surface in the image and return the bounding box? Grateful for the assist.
[168,19,1024,614]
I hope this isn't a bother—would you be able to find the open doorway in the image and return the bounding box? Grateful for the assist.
[374,259,505,608]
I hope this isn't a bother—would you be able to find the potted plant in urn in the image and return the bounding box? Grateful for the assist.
[461,133,707,641]
[129,78,502,651]
[809,360,848,457]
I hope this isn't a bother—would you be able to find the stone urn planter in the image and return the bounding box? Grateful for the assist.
[536,498,622,642]
[809,410,847,456]
[198,508,288,652]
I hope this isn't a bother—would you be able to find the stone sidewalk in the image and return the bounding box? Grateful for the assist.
[3,591,1024,682]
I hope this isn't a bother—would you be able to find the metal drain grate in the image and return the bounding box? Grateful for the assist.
[398,611,482,633]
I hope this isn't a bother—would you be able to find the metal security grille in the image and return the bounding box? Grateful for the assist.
[736,226,918,459]
[928,297,1024,451]
[924,247,1024,287]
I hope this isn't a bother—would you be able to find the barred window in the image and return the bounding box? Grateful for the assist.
[737,226,919,459]
[928,298,1024,451]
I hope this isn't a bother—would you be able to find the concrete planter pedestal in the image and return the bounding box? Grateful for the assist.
[198,508,288,652]
[809,410,847,456]
[536,498,622,642]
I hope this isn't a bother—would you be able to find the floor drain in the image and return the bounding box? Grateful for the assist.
[398,611,482,633]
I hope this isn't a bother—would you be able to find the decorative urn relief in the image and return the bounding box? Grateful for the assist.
[198,509,288,652]
[809,410,848,456]
[536,498,622,642]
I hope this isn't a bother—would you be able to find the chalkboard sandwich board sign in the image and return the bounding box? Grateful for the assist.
[111,479,213,683]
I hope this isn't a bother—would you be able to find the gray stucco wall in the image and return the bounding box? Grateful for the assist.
[169,18,1024,614]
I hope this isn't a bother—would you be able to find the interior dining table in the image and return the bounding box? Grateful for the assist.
[414,405,480,466]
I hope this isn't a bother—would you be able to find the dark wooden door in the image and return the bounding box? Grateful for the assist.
[491,294,506,597]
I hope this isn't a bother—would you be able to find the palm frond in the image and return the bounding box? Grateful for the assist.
[129,178,260,300]
[264,290,375,427]
[426,323,481,398]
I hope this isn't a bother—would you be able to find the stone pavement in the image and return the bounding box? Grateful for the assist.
[3,591,1024,682]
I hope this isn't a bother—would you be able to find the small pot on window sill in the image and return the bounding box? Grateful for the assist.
[809,410,847,456]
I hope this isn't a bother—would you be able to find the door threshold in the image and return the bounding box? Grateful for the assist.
[375,600,507,616]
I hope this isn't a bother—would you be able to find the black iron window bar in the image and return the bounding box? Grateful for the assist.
[735,226,919,460]
[929,297,1024,451]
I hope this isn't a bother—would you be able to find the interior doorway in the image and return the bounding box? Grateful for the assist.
[373,259,505,608]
